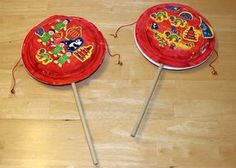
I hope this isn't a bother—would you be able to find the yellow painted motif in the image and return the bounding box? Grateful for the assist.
[183,26,201,42]
[150,28,196,50]
[35,48,53,65]
[148,10,201,50]
[150,11,169,23]
[73,45,93,62]
[169,16,187,28]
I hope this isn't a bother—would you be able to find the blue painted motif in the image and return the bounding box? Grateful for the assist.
[171,26,177,34]
[200,18,214,38]
[180,12,193,20]
[166,6,181,11]
[35,28,45,36]
[151,22,159,30]
[64,37,84,53]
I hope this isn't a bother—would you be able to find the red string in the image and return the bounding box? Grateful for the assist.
[10,58,22,94]
[110,21,136,38]
[108,21,137,65]
[105,39,123,66]
[209,49,219,75]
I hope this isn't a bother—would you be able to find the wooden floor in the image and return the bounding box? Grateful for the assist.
[1,0,236,167]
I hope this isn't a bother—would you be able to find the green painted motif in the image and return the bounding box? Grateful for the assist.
[174,18,185,25]
[168,34,180,42]
[51,45,63,55]
[57,54,69,64]
[156,12,165,19]
[54,21,66,31]
[159,40,166,47]
[41,33,52,43]
[42,53,51,59]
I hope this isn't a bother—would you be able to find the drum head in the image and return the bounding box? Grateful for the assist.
[22,15,106,85]
[135,3,216,70]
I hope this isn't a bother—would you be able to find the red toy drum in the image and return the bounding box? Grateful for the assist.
[135,3,215,70]
[22,15,106,85]
[131,3,217,137]
[22,15,107,165]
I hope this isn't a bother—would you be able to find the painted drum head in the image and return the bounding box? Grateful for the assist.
[22,15,106,85]
[135,3,216,70]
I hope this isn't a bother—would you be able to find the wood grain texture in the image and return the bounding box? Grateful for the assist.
[0,0,236,167]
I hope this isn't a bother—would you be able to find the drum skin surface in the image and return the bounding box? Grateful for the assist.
[135,3,215,70]
[22,15,106,85]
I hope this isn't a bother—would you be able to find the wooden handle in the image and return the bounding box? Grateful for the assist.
[131,64,164,137]
[71,83,99,165]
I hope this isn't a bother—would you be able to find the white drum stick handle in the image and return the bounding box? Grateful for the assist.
[71,83,99,165]
[131,64,164,137]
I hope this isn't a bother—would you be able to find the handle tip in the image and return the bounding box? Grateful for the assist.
[94,162,99,166]
[130,134,136,138]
